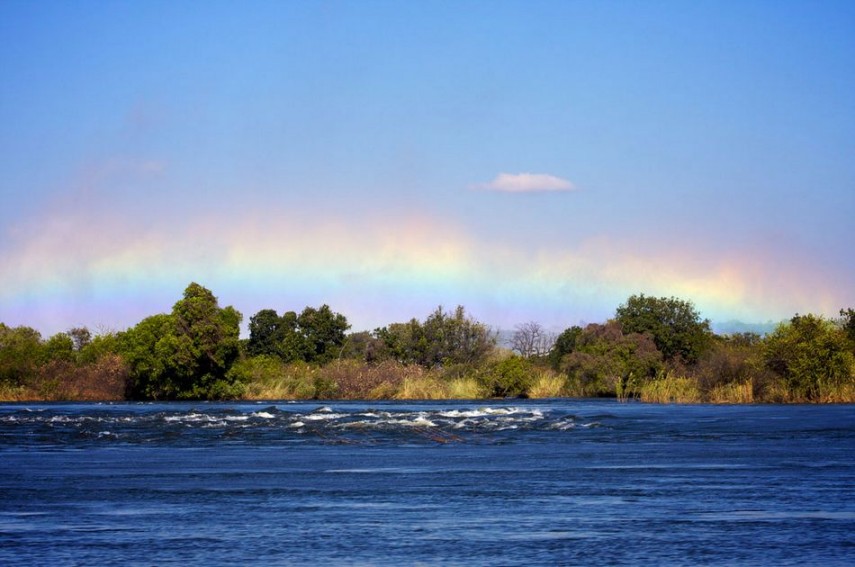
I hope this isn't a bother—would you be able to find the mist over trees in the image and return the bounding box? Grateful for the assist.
[1,284,853,402]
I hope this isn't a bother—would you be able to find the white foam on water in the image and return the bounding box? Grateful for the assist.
[387,415,437,427]
[251,412,275,419]
[302,413,347,421]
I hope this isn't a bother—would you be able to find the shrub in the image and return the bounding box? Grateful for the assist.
[763,314,855,401]
[480,356,534,397]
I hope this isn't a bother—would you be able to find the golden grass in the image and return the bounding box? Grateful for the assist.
[816,380,855,403]
[708,381,754,404]
[446,377,488,399]
[0,384,35,401]
[638,375,702,404]
[527,371,566,398]
[241,362,317,400]
[394,375,448,400]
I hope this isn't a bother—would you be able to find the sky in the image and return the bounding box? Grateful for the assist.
[1,0,854,337]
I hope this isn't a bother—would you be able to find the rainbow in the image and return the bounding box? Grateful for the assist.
[1,202,848,336]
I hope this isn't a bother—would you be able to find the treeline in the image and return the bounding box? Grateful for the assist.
[1,282,854,402]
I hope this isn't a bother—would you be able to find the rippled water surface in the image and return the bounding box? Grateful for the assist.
[1,400,853,565]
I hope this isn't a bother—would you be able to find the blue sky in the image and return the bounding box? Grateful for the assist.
[1,0,853,336]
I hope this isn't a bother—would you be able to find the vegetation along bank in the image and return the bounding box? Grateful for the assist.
[2,283,854,403]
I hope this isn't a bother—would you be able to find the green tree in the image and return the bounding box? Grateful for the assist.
[41,332,75,364]
[247,305,350,364]
[560,321,663,397]
[297,304,350,364]
[615,294,712,364]
[548,325,582,370]
[119,283,243,400]
[763,314,854,400]
[376,306,495,368]
[248,309,284,357]
[0,324,42,387]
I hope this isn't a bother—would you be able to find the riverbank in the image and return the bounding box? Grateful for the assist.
[3,358,853,404]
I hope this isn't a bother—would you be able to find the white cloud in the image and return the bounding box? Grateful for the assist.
[478,172,575,193]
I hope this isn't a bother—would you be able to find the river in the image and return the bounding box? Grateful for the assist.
[1,400,853,565]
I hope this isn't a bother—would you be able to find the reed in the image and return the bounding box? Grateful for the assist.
[0,384,33,401]
[446,377,488,399]
[638,375,701,403]
[707,381,754,404]
[241,361,317,400]
[527,371,566,398]
[394,375,448,400]
[815,380,855,403]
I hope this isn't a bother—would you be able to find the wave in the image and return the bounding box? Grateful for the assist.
[0,404,594,446]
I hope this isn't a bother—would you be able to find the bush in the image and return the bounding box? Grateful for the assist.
[480,356,534,397]
[763,314,855,401]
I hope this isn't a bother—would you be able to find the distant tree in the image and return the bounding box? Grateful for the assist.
[615,294,713,364]
[376,306,496,368]
[511,321,555,359]
[548,325,583,370]
[68,327,92,352]
[338,331,389,362]
[763,314,854,400]
[840,308,855,344]
[297,304,350,364]
[247,305,349,364]
[247,309,283,357]
[41,333,75,364]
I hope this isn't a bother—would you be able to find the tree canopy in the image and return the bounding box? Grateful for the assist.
[248,304,350,364]
[764,314,854,400]
[614,294,712,364]
[376,306,495,368]
[119,283,243,400]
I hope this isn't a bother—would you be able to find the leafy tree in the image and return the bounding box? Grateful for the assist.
[247,305,350,364]
[41,333,75,364]
[376,306,496,368]
[77,331,121,365]
[297,305,350,364]
[248,309,284,357]
[694,333,764,394]
[763,314,854,400]
[548,325,583,370]
[615,294,712,364]
[0,324,42,386]
[560,321,663,397]
[119,283,243,400]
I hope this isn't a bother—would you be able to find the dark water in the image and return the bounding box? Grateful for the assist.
[1,400,853,566]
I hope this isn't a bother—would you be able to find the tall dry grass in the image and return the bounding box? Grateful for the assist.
[637,375,701,403]
[707,381,754,404]
[240,360,317,400]
[527,370,566,398]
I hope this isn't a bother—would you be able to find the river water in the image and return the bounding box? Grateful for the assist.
[1,400,853,565]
